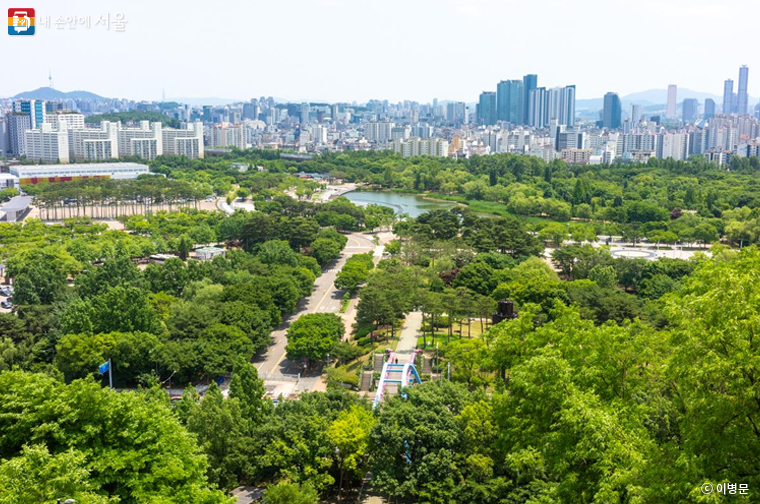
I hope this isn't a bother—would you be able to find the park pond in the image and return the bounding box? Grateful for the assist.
[343,190,456,218]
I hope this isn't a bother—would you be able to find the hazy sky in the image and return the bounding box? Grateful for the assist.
[5,0,759,103]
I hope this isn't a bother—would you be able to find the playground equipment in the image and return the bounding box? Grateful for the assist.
[372,349,423,409]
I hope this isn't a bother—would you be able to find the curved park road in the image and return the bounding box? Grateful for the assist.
[252,232,377,390]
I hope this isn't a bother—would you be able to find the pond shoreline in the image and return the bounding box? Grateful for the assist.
[341,188,458,218]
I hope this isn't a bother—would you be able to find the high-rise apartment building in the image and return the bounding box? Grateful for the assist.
[393,137,449,158]
[390,126,411,142]
[737,65,749,115]
[723,79,734,114]
[603,92,622,129]
[300,103,310,125]
[545,86,576,127]
[631,104,642,123]
[207,123,246,149]
[117,121,163,159]
[667,85,678,118]
[560,85,576,127]
[69,121,119,161]
[658,133,690,161]
[311,125,329,144]
[364,121,395,143]
[527,87,547,128]
[6,114,31,157]
[13,100,46,129]
[0,117,7,157]
[47,112,85,130]
[25,123,70,164]
[162,122,204,159]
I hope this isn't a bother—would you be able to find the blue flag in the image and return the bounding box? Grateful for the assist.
[99,361,110,374]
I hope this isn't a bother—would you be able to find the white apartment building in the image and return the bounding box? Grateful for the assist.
[118,121,163,159]
[25,123,70,164]
[47,112,85,130]
[484,131,501,154]
[163,122,204,159]
[390,126,411,141]
[501,129,532,154]
[561,148,593,165]
[707,126,737,151]
[0,117,7,157]
[69,121,119,161]
[207,123,245,150]
[621,133,659,156]
[734,143,760,158]
[365,121,395,143]
[658,133,690,161]
[393,137,449,158]
[310,125,328,144]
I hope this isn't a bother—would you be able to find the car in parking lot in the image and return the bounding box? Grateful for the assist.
[1,301,12,309]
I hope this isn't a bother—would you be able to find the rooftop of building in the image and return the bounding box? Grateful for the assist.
[14,162,149,170]
[1,196,33,212]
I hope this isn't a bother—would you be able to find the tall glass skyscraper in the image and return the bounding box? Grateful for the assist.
[603,92,622,129]
[478,91,497,126]
[682,98,699,123]
[704,98,716,119]
[497,80,523,124]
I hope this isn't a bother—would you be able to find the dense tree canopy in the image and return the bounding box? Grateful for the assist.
[6,150,760,504]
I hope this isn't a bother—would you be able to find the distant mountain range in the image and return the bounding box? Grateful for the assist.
[12,87,107,101]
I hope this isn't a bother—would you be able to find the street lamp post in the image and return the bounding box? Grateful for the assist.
[435,343,439,376]
[335,447,342,501]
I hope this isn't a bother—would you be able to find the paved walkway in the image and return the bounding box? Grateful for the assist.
[395,311,422,355]
[252,233,377,395]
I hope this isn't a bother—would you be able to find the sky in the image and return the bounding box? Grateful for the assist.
[5,0,759,104]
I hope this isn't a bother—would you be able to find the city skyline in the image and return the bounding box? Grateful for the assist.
[5,0,760,103]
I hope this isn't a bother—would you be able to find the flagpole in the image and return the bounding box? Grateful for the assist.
[108,358,113,390]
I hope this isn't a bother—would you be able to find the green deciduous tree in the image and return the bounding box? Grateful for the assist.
[263,481,318,504]
[0,371,231,504]
[327,405,376,494]
[285,313,345,365]
[0,444,112,504]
